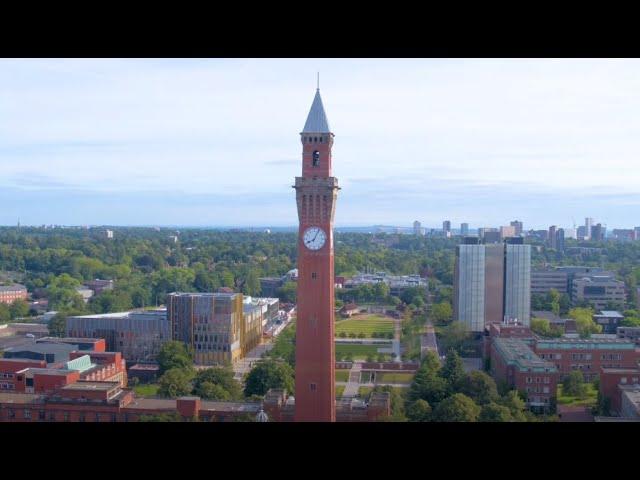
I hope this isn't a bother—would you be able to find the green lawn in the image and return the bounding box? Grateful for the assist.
[133,383,160,397]
[335,370,349,382]
[376,372,414,384]
[335,344,391,361]
[358,386,373,398]
[335,385,345,398]
[557,383,598,407]
[335,314,394,337]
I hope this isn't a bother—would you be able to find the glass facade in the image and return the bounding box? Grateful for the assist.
[456,245,485,332]
[505,244,531,326]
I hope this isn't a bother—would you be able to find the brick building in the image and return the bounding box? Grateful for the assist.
[599,367,640,416]
[490,337,558,411]
[534,338,640,382]
[0,284,28,305]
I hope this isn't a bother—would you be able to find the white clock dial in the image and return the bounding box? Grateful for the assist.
[303,226,327,251]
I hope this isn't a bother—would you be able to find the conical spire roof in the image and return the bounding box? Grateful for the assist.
[302,89,331,133]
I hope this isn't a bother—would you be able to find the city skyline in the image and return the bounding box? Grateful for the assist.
[2,58,640,227]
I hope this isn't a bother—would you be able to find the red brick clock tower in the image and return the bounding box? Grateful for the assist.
[293,87,339,422]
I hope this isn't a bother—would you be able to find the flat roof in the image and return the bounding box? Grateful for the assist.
[28,368,76,376]
[494,337,557,372]
[601,368,640,374]
[595,311,624,318]
[61,381,119,391]
[0,393,45,404]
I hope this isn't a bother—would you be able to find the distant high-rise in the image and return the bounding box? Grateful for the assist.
[500,225,516,239]
[591,223,605,241]
[555,228,565,252]
[443,220,451,237]
[460,223,469,236]
[453,240,531,332]
[413,220,422,236]
[548,225,558,249]
[577,225,587,240]
[510,220,523,236]
[585,218,594,240]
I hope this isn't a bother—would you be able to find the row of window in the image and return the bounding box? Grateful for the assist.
[304,136,326,143]
[3,409,118,422]
[0,373,14,379]
[525,386,550,394]
[0,383,15,390]
[525,376,551,384]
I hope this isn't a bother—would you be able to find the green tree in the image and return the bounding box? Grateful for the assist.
[47,312,67,337]
[157,341,193,374]
[277,281,297,303]
[193,366,242,400]
[0,303,10,324]
[479,402,513,422]
[243,359,295,397]
[138,412,183,422]
[547,289,561,316]
[431,393,481,422]
[568,307,601,337]
[439,349,466,392]
[406,399,432,422]
[158,368,194,398]
[195,381,232,400]
[459,370,499,405]
[439,321,468,354]
[563,370,587,398]
[430,301,453,325]
[9,299,30,319]
[499,390,527,421]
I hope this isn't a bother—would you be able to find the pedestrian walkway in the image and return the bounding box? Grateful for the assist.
[341,361,362,398]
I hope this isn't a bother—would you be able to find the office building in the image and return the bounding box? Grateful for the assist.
[413,220,422,236]
[460,223,469,236]
[344,272,427,297]
[167,292,262,365]
[599,367,640,416]
[590,223,605,241]
[585,218,593,240]
[500,225,516,239]
[593,311,625,334]
[453,239,531,332]
[443,220,451,236]
[612,229,635,242]
[0,284,28,305]
[555,228,565,251]
[67,310,170,363]
[510,220,523,236]
[577,225,587,240]
[548,225,557,249]
[531,268,568,295]
[481,228,501,244]
[572,274,626,310]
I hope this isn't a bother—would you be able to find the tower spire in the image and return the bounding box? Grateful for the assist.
[317,72,319,90]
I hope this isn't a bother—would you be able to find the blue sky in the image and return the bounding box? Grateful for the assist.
[1,58,639,230]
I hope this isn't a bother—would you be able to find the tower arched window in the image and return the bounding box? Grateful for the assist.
[312,150,320,167]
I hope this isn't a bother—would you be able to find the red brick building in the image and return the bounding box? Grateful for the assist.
[599,367,640,416]
[534,338,640,382]
[0,284,28,305]
[490,337,559,411]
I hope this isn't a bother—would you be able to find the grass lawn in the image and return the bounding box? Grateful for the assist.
[358,386,373,398]
[335,314,394,337]
[557,383,598,407]
[335,344,391,360]
[376,372,414,384]
[335,370,349,382]
[133,383,160,397]
[335,385,345,398]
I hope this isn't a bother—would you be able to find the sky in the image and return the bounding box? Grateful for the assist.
[1,58,639,230]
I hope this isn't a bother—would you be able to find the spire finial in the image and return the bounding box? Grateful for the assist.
[317,72,319,90]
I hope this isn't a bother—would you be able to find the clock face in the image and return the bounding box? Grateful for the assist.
[303,226,327,251]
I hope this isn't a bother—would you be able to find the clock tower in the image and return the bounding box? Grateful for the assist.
[293,87,339,422]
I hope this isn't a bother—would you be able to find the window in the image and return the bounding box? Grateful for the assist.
[621,377,627,384]
[7,409,15,419]
[311,272,317,280]
[38,410,45,421]
[312,150,320,167]
[64,412,70,422]
[543,387,550,394]
[310,383,317,392]
[23,409,31,419]
[526,377,532,384]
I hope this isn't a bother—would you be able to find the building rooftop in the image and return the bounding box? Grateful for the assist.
[61,381,119,391]
[493,337,557,372]
[0,284,27,292]
[0,392,45,404]
[595,311,624,318]
[537,337,636,349]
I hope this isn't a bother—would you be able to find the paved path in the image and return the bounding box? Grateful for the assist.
[341,361,362,398]
[393,316,402,362]
[233,341,275,381]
